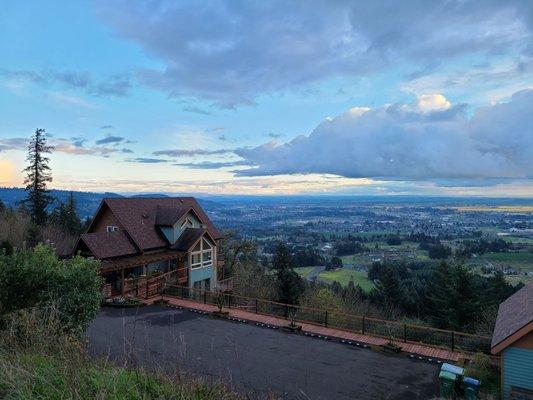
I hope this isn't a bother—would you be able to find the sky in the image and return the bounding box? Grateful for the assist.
[0,0,532,196]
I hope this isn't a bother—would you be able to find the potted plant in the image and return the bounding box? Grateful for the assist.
[211,292,229,318]
[283,310,302,333]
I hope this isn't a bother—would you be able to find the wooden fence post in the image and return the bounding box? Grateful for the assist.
[255,299,258,314]
[451,331,455,352]
[362,317,365,335]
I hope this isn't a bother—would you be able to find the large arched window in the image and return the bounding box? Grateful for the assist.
[190,237,213,269]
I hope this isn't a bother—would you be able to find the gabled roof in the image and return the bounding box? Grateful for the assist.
[154,205,190,227]
[491,282,533,354]
[100,197,220,251]
[78,231,138,259]
[171,227,207,251]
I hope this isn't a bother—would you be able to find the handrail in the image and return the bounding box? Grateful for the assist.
[161,284,492,351]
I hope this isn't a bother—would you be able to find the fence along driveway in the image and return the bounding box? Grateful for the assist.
[162,285,492,356]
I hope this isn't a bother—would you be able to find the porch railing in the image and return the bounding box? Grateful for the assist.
[161,284,492,355]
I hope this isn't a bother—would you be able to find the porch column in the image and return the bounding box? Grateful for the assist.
[142,264,147,276]
[120,268,125,295]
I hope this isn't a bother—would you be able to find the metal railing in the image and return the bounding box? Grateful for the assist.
[161,284,492,354]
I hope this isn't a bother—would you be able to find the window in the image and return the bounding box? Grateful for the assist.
[106,226,118,232]
[181,217,194,229]
[190,237,214,269]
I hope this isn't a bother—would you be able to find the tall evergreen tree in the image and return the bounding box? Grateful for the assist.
[373,264,403,306]
[424,261,455,328]
[23,128,53,225]
[273,243,304,304]
[0,198,5,214]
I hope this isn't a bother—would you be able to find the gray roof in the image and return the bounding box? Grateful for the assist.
[491,282,533,350]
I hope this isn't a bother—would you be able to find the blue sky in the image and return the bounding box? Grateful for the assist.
[0,0,532,196]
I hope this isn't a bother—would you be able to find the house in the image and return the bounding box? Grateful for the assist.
[491,283,533,400]
[74,197,226,297]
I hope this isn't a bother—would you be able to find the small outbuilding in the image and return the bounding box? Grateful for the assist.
[491,282,533,400]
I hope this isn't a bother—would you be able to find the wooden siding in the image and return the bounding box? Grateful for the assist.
[91,205,123,233]
[503,344,533,400]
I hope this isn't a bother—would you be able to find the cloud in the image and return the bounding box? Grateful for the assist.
[235,90,533,183]
[126,157,170,163]
[0,137,28,152]
[1,69,131,97]
[183,105,211,115]
[121,148,134,154]
[53,139,118,157]
[94,0,532,107]
[267,132,283,139]
[96,135,126,145]
[174,160,250,169]
[101,125,114,129]
[152,148,234,157]
[0,136,119,157]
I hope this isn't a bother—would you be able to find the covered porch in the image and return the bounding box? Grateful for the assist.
[100,251,188,298]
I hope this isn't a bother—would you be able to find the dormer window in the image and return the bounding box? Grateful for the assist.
[181,217,193,229]
[106,226,119,232]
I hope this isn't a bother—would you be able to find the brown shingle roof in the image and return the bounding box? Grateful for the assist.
[154,205,190,226]
[491,282,533,351]
[171,228,206,251]
[103,197,220,251]
[79,231,138,259]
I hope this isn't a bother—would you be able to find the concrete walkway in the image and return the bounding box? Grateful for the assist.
[159,295,464,361]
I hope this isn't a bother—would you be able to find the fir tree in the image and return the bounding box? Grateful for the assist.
[273,243,304,304]
[23,128,53,226]
[424,261,454,328]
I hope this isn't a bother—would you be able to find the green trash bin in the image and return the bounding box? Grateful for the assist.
[462,377,480,400]
[439,370,457,398]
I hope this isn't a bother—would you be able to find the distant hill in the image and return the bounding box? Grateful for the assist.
[0,187,225,218]
[0,187,122,218]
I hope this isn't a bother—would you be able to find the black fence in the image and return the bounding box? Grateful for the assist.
[162,284,492,354]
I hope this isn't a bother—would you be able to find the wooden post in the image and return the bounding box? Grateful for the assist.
[362,317,365,335]
[403,324,407,343]
[255,299,258,314]
[324,311,328,327]
[121,268,125,295]
[451,331,455,352]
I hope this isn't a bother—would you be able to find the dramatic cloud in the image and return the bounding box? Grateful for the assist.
[1,70,131,97]
[96,135,126,145]
[235,90,533,183]
[95,0,532,107]
[152,149,234,157]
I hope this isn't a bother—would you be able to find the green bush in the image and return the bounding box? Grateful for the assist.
[0,244,102,334]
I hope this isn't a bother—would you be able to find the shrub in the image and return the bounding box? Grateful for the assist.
[0,244,102,335]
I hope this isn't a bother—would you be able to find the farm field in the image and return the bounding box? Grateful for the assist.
[318,269,375,292]
[293,266,317,278]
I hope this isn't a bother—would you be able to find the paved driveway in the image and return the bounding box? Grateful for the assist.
[87,306,438,400]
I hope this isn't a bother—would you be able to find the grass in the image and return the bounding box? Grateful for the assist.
[0,310,243,400]
[317,269,375,292]
[293,266,317,278]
